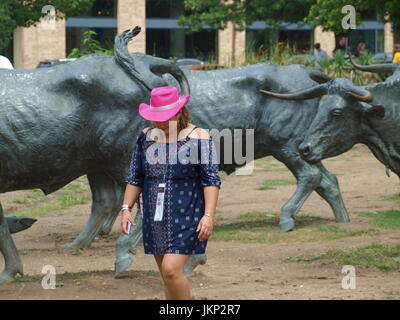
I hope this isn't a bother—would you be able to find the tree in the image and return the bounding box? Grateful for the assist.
[306,0,400,43]
[0,0,96,50]
[178,0,316,32]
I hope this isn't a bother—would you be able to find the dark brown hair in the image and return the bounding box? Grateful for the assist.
[394,43,400,55]
[177,105,192,132]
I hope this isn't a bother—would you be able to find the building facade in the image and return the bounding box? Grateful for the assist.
[2,0,395,69]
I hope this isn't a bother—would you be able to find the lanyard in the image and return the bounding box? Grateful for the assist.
[154,143,168,221]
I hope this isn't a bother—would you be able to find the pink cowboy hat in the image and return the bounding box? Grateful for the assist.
[138,86,190,122]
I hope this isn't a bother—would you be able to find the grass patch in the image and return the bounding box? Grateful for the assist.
[238,211,278,219]
[357,210,400,229]
[210,211,378,244]
[285,243,400,271]
[254,157,288,173]
[383,193,400,202]
[11,202,62,218]
[258,179,296,190]
[285,254,326,263]
[13,269,160,284]
[57,193,90,207]
[383,290,400,299]
[50,232,66,243]
[254,164,288,173]
[8,177,91,218]
[11,198,28,204]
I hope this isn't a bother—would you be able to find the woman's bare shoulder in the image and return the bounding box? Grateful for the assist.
[189,126,211,140]
[142,127,151,134]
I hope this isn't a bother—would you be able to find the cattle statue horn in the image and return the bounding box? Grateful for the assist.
[260,84,328,100]
[307,70,333,84]
[348,53,397,74]
[347,88,374,102]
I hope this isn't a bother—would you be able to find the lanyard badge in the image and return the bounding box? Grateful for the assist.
[154,182,166,221]
[154,145,169,222]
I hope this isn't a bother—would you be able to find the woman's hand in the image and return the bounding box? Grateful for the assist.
[196,214,213,242]
[120,210,136,235]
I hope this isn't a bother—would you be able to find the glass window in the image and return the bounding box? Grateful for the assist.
[348,29,384,54]
[246,29,312,55]
[146,0,184,18]
[246,29,272,53]
[278,30,312,53]
[146,29,171,58]
[184,30,217,60]
[146,28,217,60]
[76,0,117,17]
[0,35,13,64]
[66,27,117,55]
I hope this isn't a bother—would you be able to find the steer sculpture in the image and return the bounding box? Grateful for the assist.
[260,77,400,179]
[1,26,350,282]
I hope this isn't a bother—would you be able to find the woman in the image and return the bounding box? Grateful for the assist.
[354,42,366,57]
[393,43,400,63]
[120,86,221,300]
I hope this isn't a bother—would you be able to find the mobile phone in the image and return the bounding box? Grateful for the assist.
[127,221,132,234]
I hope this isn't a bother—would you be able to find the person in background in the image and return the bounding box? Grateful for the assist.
[333,35,347,56]
[313,43,328,61]
[354,42,367,57]
[392,43,400,63]
[0,55,14,69]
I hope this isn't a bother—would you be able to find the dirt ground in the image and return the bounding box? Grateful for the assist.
[1,143,400,300]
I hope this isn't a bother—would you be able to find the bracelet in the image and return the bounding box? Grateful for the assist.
[204,213,213,218]
[121,204,131,212]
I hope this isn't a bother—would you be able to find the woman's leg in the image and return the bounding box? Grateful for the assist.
[160,253,191,300]
[153,254,171,299]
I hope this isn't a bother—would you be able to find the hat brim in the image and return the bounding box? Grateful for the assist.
[138,95,190,122]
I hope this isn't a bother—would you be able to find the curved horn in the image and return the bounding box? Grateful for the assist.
[150,63,190,96]
[114,26,153,91]
[308,70,333,84]
[347,87,373,102]
[260,84,327,100]
[349,53,396,74]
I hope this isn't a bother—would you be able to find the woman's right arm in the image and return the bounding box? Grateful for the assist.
[120,184,142,235]
[120,129,148,235]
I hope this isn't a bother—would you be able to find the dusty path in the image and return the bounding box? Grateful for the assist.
[1,144,400,300]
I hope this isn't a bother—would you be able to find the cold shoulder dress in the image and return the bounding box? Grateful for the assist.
[126,126,221,255]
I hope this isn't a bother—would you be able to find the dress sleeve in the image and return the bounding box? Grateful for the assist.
[198,137,222,188]
[126,132,145,188]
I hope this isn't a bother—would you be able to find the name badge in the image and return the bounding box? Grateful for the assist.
[154,183,166,221]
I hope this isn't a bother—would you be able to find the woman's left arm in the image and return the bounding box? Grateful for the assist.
[197,186,220,241]
[196,134,222,242]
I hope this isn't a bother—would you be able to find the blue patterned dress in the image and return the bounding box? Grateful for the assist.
[126,126,221,255]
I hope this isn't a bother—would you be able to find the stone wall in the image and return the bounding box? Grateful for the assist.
[117,0,146,53]
[13,18,66,69]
